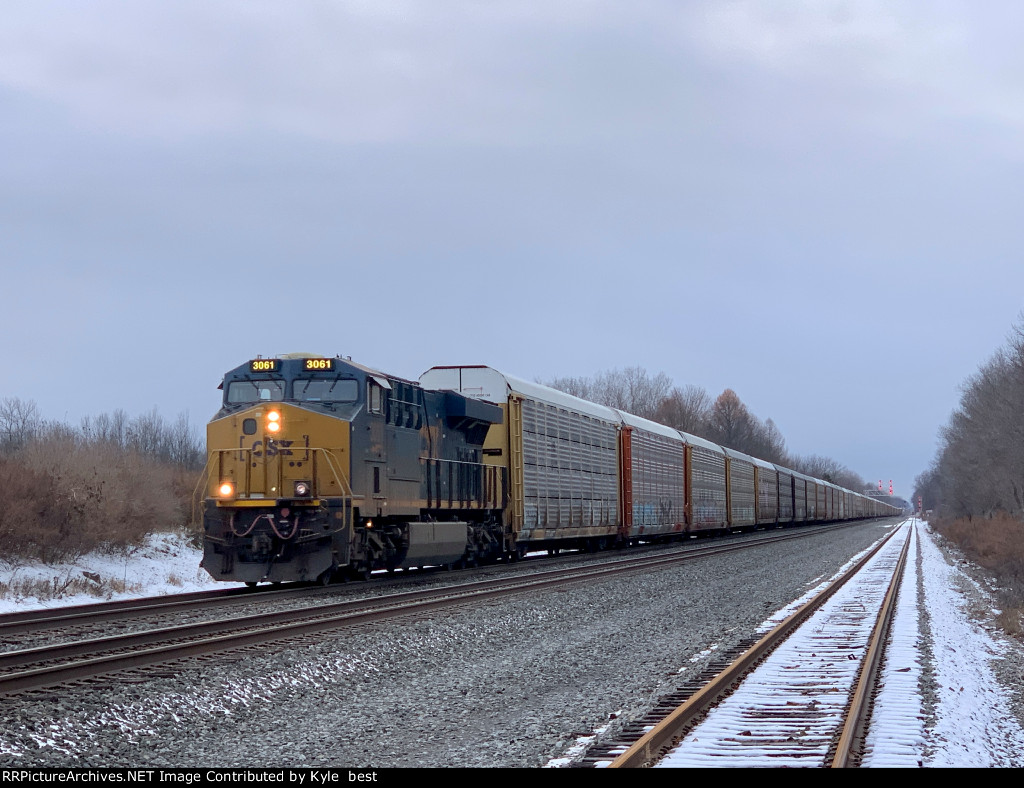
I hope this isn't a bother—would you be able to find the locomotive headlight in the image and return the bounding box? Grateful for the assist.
[218,482,234,497]
[266,410,281,433]
[294,481,311,497]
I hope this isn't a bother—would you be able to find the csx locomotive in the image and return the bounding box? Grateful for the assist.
[200,354,899,584]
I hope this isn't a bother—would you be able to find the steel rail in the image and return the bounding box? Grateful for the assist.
[0,526,866,696]
[0,520,872,636]
[830,526,912,767]
[0,585,310,635]
[607,524,904,768]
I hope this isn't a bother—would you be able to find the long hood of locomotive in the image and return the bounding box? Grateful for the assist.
[206,403,351,501]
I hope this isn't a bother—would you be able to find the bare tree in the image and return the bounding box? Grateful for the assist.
[913,463,941,513]
[0,398,40,453]
[547,367,671,421]
[81,409,130,449]
[927,317,1024,519]
[790,453,866,491]
[604,367,672,420]
[654,385,712,435]
[547,366,869,489]
[749,417,789,464]
[544,375,597,402]
[165,411,204,469]
[127,408,166,458]
[706,389,756,450]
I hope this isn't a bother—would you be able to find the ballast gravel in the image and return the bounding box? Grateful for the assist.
[2,520,1015,768]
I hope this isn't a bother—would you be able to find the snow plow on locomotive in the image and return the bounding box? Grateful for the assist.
[199,356,901,585]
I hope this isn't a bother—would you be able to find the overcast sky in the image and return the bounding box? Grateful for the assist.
[4,1,1024,499]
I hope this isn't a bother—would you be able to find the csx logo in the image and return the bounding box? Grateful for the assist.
[250,439,293,457]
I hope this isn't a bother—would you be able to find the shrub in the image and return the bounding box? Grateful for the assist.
[934,512,1024,635]
[0,439,200,563]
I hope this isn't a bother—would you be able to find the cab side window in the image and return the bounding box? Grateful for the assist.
[368,382,383,414]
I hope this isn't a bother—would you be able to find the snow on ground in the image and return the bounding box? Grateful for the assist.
[861,522,927,766]
[915,519,1024,766]
[556,518,1024,768]
[0,531,236,614]
[868,517,1024,766]
[2,521,1023,767]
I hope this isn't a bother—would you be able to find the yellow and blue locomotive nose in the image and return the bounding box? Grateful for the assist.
[206,402,352,502]
[203,400,353,583]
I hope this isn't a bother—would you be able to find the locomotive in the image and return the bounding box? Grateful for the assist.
[201,354,508,584]
[200,354,899,585]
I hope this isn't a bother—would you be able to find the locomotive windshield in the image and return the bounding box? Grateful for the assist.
[227,379,285,404]
[293,377,359,403]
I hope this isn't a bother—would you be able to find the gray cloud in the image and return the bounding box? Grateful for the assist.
[3,1,1023,496]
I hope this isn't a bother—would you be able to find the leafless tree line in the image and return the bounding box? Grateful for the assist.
[0,399,205,561]
[916,318,1024,519]
[0,398,203,469]
[546,367,868,490]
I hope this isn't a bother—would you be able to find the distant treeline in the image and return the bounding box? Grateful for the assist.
[915,319,1024,520]
[546,368,869,492]
[914,319,1024,634]
[0,399,203,563]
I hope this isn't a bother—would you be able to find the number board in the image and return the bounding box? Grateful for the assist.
[249,359,279,372]
[303,358,335,371]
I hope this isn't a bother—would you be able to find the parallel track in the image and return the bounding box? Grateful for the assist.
[0,520,876,639]
[0,524,872,697]
[577,520,911,768]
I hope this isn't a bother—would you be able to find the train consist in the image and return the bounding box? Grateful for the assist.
[200,355,899,584]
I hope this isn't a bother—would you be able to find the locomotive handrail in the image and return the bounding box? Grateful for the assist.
[311,447,354,498]
[190,452,220,526]
[421,456,507,510]
[191,447,355,526]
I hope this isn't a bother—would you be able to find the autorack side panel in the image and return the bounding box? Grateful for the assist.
[722,448,756,529]
[801,474,818,521]
[750,456,778,525]
[681,432,727,532]
[792,471,808,523]
[773,464,795,524]
[419,366,622,542]
[616,411,686,539]
[519,397,619,538]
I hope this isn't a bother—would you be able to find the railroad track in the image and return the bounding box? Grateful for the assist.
[578,519,912,768]
[0,521,874,652]
[0,584,306,636]
[0,525,874,697]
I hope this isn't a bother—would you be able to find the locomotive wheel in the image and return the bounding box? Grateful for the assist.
[350,564,371,581]
[245,581,258,588]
